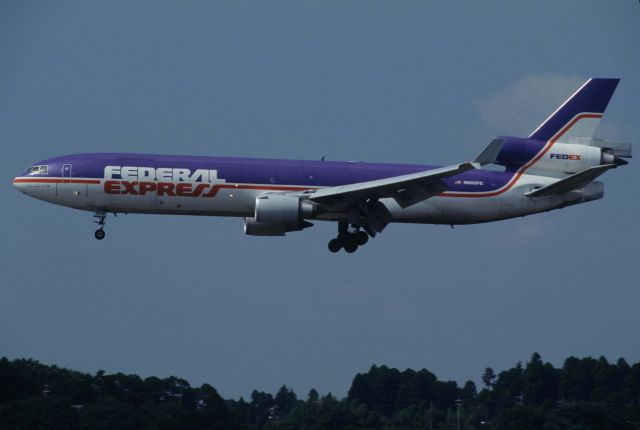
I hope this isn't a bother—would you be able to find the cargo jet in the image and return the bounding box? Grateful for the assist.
[13,78,631,252]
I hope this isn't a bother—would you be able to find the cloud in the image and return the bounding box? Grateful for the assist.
[476,74,586,136]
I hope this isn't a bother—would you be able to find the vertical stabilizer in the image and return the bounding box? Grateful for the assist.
[529,78,619,143]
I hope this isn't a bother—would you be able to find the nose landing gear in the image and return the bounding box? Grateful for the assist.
[93,211,107,240]
[328,221,370,253]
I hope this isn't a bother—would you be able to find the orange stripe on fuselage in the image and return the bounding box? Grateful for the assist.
[13,177,314,194]
[13,178,101,184]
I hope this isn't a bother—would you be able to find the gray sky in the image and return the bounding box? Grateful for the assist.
[1,1,639,399]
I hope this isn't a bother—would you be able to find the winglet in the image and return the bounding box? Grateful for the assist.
[472,138,504,167]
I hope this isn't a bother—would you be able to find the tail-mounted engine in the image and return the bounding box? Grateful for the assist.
[244,194,315,236]
[534,143,606,174]
[495,136,631,175]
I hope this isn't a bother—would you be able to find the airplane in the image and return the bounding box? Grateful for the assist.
[13,78,631,253]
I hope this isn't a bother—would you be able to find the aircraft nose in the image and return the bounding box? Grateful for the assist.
[13,177,25,193]
[13,175,34,195]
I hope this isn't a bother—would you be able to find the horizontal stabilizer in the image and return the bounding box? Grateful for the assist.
[526,164,617,198]
[473,138,504,166]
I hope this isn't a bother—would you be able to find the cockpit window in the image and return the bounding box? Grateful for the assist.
[29,165,48,175]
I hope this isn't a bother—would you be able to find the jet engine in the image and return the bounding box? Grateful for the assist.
[244,194,315,236]
[533,143,607,174]
[496,137,630,174]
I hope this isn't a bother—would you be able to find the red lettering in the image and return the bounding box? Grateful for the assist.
[157,182,175,196]
[176,183,193,196]
[121,181,139,194]
[139,182,157,195]
[204,184,222,197]
[105,180,220,197]
[191,183,209,197]
[104,180,121,194]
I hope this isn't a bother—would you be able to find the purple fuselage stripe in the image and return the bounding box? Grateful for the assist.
[20,153,514,194]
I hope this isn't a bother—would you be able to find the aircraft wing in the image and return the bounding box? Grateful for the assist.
[525,164,618,198]
[308,138,503,208]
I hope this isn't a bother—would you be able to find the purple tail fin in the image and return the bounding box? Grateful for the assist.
[528,78,620,143]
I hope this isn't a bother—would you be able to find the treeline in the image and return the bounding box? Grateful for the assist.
[1,353,639,430]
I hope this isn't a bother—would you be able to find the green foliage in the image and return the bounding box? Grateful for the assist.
[1,353,639,430]
[481,367,496,390]
[0,357,238,430]
[544,403,634,430]
[491,405,547,430]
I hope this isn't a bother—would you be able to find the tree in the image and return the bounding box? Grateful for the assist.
[307,388,319,402]
[523,352,559,405]
[482,367,496,389]
[196,383,231,427]
[249,390,274,426]
[544,402,634,430]
[491,405,546,430]
[347,365,401,417]
[592,356,622,403]
[394,369,437,411]
[2,355,640,430]
[561,356,597,401]
[622,362,640,406]
[493,361,524,409]
[274,385,297,417]
[461,380,477,401]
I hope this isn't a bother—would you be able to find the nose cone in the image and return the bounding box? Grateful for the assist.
[14,163,46,196]
[13,172,56,202]
[13,176,30,196]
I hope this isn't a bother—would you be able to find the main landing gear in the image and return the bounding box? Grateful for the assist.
[328,221,369,253]
[93,211,107,240]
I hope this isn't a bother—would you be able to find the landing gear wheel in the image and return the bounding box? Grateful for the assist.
[93,211,108,240]
[344,240,358,253]
[328,220,372,253]
[328,238,341,253]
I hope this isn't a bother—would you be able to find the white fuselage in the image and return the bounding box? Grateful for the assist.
[13,171,603,226]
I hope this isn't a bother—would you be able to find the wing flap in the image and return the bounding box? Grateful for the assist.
[526,164,617,198]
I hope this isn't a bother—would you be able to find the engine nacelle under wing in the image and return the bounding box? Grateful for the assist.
[244,218,288,236]
[245,194,315,236]
[255,194,300,224]
[244,217,314,236]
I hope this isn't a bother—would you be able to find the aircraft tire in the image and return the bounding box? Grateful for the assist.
[344,241,358,253]
[356,231,368,245]
[328,238,341,253]
[95,229,106,240]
